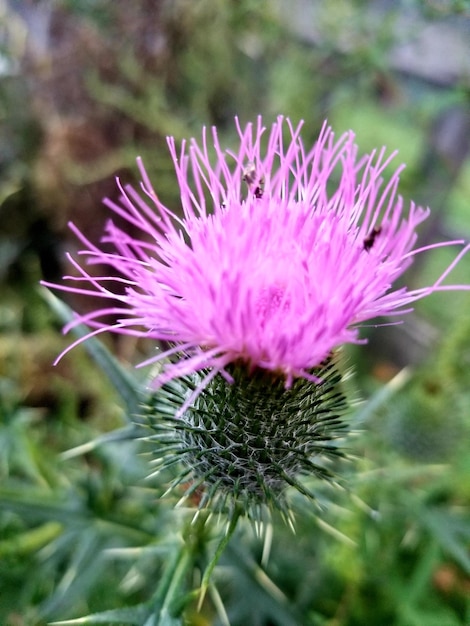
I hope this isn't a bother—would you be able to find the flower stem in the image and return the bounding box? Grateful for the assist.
[148,537,193,622]
[197,506,242,610]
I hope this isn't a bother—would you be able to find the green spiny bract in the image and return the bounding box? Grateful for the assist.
[145,357,349,519]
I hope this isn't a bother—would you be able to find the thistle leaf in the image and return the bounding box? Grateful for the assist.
[41,288,143,422]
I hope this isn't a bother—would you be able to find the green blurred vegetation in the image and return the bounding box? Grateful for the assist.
[0,0,470,624]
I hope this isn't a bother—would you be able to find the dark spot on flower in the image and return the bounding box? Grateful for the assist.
[363,226,382,252]
[243,162,265,199]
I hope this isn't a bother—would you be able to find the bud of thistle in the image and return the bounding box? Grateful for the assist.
[145,357,349,519]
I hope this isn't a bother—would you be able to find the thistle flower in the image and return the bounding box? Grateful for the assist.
[44,116,469,514]
[48,116,469,387]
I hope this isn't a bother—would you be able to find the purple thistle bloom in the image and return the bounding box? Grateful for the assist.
[44,116,470,395]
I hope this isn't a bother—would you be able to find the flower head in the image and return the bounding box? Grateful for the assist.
[46,116,469,392]
[43,116,470,515]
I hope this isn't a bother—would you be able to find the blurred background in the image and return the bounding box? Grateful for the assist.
[0,1,470,624]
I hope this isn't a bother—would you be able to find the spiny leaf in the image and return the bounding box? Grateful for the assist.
[60,425,145,460]
[41,288,143,422]
[49,604,151,625]
[419,507,470,573]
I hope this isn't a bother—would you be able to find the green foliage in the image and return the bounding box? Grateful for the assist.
[2,295,470,625]
[1,1,470,624]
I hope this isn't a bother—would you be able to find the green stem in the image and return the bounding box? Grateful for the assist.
[149,539,193,620]
[162,548,193,615]
[198,506,242,610]
[146,507,242,621]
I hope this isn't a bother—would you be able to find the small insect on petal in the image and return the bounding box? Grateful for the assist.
[363,226,382,252]
[243,162,265,199]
